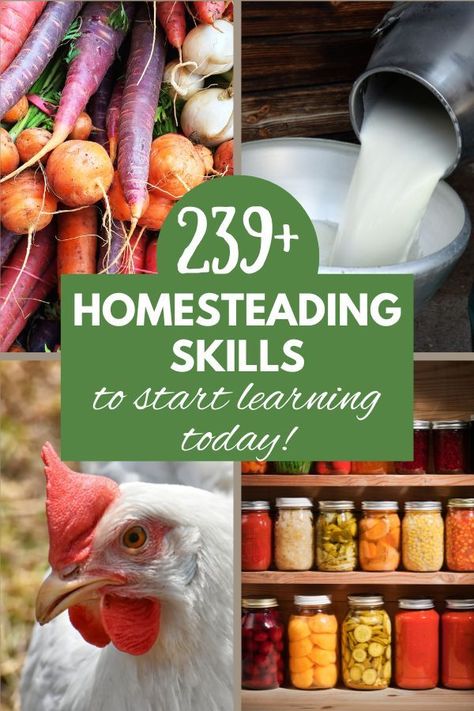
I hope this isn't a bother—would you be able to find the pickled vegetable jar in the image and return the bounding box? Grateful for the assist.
[274,461,312,474]
[316,501,357,571]
[433,420,469,473]
[288,595,338,689]
[395,599,439,689]
[275,498,314,571]
[241,501,272,572]
[342,595,391,690]
[315,461,351,475]
[441,599,474,689]
[395,420,430,474]
[402,501,444,572]
[359,501,400,571]
[242,598,284,690]
[351,461,392,474]
[446,498,474,571]
[241,461,268,474]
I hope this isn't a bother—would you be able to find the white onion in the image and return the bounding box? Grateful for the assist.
[180,87,233,147]
[163,60,205,100]
[182,20,233,76]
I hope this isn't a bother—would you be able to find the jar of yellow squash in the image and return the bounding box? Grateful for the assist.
[402,501,444,572]
[288,595,338,689]
[342,595,391,690]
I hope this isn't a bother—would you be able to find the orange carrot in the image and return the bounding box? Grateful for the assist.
[121,228,147,274]
[57,206,98,292]
[157,2,186,52]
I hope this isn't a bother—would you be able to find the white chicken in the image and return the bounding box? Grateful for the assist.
[20,443,233,711]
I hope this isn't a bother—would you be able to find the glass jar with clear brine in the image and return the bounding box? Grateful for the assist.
[274,498,314,571]
[316,501,357,571]
[342,595,391,690]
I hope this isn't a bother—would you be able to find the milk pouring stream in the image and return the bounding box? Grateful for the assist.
[330,81,458,267]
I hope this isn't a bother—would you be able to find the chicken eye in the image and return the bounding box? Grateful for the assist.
[122,526,147,549]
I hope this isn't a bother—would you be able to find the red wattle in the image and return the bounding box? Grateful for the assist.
[69,601,111,648]
[101,595,161,656]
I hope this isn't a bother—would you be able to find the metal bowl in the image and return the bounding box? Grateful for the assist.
[242,138,471,313]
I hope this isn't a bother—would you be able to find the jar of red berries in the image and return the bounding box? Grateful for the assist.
[433,420,469,473]
[242,598,284,690]
[395,420,431,474]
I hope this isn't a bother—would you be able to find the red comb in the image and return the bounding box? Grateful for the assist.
[41,442,119,570]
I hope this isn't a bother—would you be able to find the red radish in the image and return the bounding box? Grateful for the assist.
[138,192,175,230]
[0,128,19,176]
[157,2,186,53]
[69,112,93,141]
[148,133,205,199]
[106,78,124,163]
[145,236,158,274]
[121,228,147,274]
[0,224,56,352]
[0,2,81,118]
[0,227,22,267]
[193,1,226,24]
[88,65,116,149]
[0,1,46,73]
[46,140,114,208]
[214,139,233,175]
[118,6,166,230]
[0,169,56,234]
[57,206,98,293]
[15,128,52,165]
[1,2,135,180]
[2,95,29,123]
[108,170,150,222]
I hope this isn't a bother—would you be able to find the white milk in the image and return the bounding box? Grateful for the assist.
[330,80,458,267]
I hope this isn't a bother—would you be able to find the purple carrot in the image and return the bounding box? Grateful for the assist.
[98,219,126,273]
[0,228,22,267]
[27,308,61,352]
[88,63,117,148]
[2,2,135,180]
[106,77,124,163]
[118,5,165,227]
[0,2,82,118]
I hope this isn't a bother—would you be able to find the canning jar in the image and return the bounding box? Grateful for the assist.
[433,420,469,473]
[316,501,357,571]
[274,461,312,474]
[395,420,431,474]
[351,461,393,474]
[242,598,284,690]
[395,599,439,689]
[275,498,314,570]
[359,501,400,571]
[315,461,351,475]
[402,502,444,572]
[288,595,338,689]
[446,498,474,571]
[241,501,272,572]
[342,594,391,690]
[241,461,268,474]
[470,415,474,473]
[441,599,474,689]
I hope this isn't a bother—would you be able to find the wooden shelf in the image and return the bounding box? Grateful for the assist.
[242,687,474,710]
[242,571,474,586]
[242,474,474,487]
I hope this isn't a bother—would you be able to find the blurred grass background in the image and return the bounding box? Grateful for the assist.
[0,361,64,711]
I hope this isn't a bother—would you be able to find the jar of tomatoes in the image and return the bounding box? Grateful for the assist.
[241,501,272,572]
[342,595,391,690]
[316,501,357,571]
[315,461,351,474]
[359,501,400,571]
[395,599,439,689]
[395,420,431,474]
[274,498,314,571]
[242,598,284,690]
[288,595,338,689]
[402,501,444,572]
[441,599,474,689]
[446,498,474,571]
[241,461,268,474]
[432,420,469,473]
[351,461,393,474]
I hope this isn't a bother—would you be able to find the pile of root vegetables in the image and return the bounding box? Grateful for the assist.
[0,1,234,352]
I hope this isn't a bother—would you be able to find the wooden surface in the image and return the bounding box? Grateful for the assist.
[242,474,474,487]
[242,686,474,710]
[242,571,474,586]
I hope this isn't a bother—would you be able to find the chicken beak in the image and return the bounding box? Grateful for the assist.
[36,571,122,625]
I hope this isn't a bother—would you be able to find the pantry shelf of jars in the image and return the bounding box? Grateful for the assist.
[241,362,474,710]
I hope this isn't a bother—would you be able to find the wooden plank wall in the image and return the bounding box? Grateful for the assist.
[242,1,392,141]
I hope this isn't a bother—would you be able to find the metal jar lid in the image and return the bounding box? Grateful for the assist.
[404,501,442,511]
[294,595,332,607]
[348,594,384,608]
[242,598,278,609]
[446,599,474,610]
[447,498,474,508]
[413,420,431,429]
[241,501,270,511]
[398,599,435,610]
[362,501,398,511]
[276,497,312,509]
[319,501,355,511]
[432,419,468,429]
